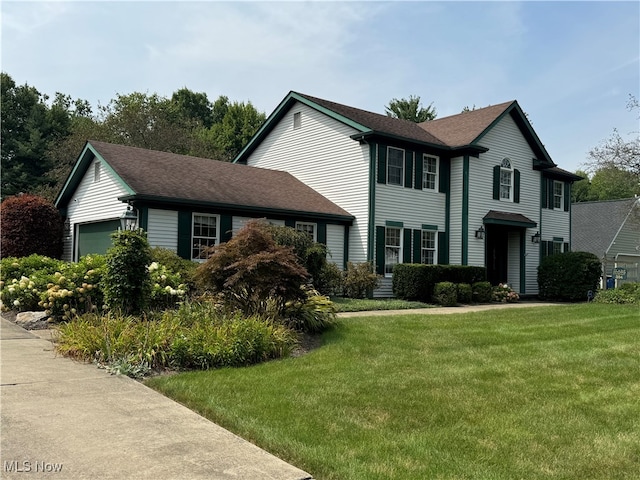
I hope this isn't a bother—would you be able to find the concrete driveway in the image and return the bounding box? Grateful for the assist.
[0,317,313,480]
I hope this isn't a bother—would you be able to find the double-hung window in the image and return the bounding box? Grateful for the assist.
[387,147,404,186]
[192,213,219,261]
[422,155,438,190]
[295,222,316,241]
[500,158,512,201]
[553,181,563,209]
[385,227,401,276]
[421,230,437,264]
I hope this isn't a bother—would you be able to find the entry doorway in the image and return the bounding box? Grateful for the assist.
[486,225,510,285]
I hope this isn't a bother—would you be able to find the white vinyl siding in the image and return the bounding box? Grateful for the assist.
[232,217,285,235]
[466,115,542,293]
[243,101,370,265]
[326,224,345,269]
[449,157,465,265]
[507,231,520,293]
[63,157,129,261]
[147,209,178,252]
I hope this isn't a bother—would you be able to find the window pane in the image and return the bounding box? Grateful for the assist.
[421,230,436,265]
[500,170,512,200]
[385,227,401,274]
[387,148,404,185]
[423,156,437,190]
[192,214,218,260]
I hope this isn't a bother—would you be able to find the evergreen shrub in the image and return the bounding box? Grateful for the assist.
[433,281,458,307]
[457,283,473,304]
[393,264,487,302]
[538,252,601,301]
[472,281,493,303]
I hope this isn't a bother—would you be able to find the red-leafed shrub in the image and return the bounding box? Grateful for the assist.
[1,194,64,259]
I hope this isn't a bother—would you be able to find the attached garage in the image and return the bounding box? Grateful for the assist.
[76,220,121,258]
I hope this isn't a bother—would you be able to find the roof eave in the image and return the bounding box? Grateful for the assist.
[119,194,355,224]
[350,131,488,156]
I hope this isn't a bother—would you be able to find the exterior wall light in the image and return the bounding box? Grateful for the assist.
[531,231,541,244]
[120,206,138,231]
[475,226,485,240]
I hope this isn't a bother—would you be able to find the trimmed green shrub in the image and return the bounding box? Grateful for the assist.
[457,283,473,304]
[393,264,487,302]
[433,281,457,307]
[103,229,152,315]
[343,261,380,299]
[315,261,344,297]
[538,251,601,301]
[472,281,493,303]
[0,194,64,258]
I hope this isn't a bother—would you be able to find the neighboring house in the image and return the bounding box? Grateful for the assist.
[235,91,581,296]
[55,140,354,263]
[572,197,640,286]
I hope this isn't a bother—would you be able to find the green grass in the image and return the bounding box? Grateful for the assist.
[330,296,431,312]
[145,304,640,480]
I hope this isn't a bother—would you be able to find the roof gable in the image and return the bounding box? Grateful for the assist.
[56,141,353,221]
[571,198,639,256]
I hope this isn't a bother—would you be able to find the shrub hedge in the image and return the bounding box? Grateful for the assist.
[537,251,601,301]
[433,282,458,306]
[393,264,486,302]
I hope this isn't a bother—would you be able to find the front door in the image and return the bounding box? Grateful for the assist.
[486,225,509,285]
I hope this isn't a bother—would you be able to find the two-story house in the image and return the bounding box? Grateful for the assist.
[234,92,580,296]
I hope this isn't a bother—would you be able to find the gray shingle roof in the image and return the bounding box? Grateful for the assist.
[571,198,638,257]
[86,140,353,220]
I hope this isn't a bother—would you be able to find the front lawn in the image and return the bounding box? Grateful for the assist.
[145,304,640,480]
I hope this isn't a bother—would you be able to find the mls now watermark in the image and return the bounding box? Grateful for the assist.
[4,460,63,473]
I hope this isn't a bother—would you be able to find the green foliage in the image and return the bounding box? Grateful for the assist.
[315,261,344,296]
[492,283,520,303]
[0,194,64,258]
[433,281,457,306]
[385,95,437,122]
[472,281,493,303]
[538,251,602,301]
[150,247,198,293]
[39,255,106,320]
[281,288,337,333]
[573,167,640,202]
[103,229,152,315]
[393,264,487,302]
[342,261,380,299]
[55,303,297,375]
[330,297,430,312]
[593,283,640,304]
[147,261,189,310]
[456,283,473,304]
[1,255,65,311]
[195,220,309,315]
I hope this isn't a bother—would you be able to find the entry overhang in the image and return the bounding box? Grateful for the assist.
[483,210,537,228]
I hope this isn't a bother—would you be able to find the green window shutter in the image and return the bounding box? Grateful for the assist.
[439,158,450,194]
[493,165,501,200]
[540,240,547,259]
[513,169,521,203]
[413,229,421,262]
[403,228,412,263]
[285,219,295,228]
[563,242,569,253]
[548,179,555,210]
[541,177,548,208]
[377,145,387,184]
[375,226,385,275]
[405,151,414,188]
[564,182,570,212]
[317,222,327,245]
[220,215,233,243]
[414,154,423,190]
[437,231,449,264]
[177,211,192,260]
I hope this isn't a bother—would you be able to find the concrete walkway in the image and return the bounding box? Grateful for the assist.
[337,300,564,318]
[0,317,313,480]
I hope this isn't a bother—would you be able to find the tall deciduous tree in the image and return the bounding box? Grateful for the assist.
[385,95,437,122]
[586,94,640,176]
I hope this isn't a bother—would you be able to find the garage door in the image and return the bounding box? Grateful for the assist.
[77,220,121,258]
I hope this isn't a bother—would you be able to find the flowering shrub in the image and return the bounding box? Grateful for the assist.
[493,283,519,303]
[39,255,106,321]
[148,262,188,310]
[0,255,64,311]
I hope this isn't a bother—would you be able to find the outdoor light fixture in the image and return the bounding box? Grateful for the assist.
[531,231,541,244]
[120,206,138,231]
[475,226,485,240]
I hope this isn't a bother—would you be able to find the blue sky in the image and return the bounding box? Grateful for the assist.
[2,1,638,173]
